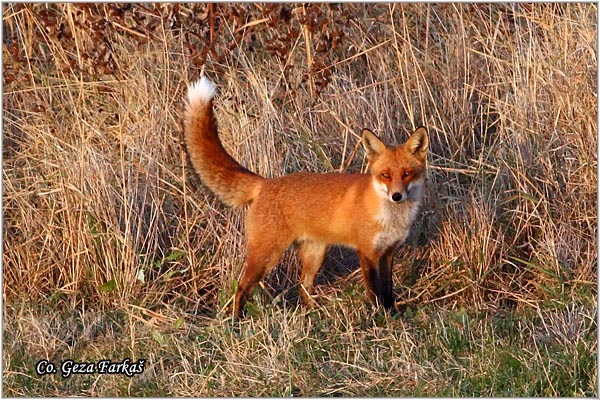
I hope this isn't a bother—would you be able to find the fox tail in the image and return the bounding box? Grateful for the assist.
[184,77,264,207]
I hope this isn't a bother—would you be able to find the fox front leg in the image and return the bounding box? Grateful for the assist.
[377,250,394,309]
[358,251,394,309]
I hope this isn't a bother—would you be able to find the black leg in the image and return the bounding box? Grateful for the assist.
[378,251,394,309]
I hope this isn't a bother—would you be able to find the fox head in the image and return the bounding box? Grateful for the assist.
[362,126,428,203]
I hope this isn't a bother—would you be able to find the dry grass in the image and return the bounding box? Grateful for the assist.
[2,3,597,396]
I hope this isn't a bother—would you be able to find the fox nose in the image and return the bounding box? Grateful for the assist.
[391,192,404,202]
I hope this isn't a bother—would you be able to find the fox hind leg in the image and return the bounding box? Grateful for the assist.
[234,239,288,318]
[298,241,327,307]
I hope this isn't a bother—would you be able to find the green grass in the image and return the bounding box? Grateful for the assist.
[3,297,596,396]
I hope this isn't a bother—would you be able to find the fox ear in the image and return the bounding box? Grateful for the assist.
[406,126,428,160]
[361,129,387,159]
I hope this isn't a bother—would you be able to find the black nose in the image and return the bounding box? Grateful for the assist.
[391,192,404,202]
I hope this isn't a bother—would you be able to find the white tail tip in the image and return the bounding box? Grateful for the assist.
[187,76,216,105]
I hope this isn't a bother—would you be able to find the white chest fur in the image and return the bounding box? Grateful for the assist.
[372,199,421,253]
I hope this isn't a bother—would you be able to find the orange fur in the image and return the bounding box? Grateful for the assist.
[184,77,429,318]
[184,77,264,207]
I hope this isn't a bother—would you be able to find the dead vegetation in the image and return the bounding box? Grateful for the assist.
[2,3,597,396]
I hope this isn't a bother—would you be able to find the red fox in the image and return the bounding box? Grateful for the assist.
[184,77,428,318]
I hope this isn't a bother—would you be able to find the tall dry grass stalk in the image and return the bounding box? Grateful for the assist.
[3,3,596,314]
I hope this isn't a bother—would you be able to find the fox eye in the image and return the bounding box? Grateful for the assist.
[381,172,391,179]
[403,170,413,178]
